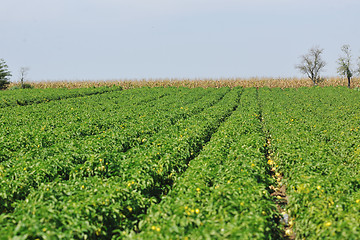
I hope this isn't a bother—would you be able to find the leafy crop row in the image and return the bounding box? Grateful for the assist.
[0,87,227,214]
[0,86,122,108]
[0,87,238,239]
[260,87,360,239]
[0,87,171,174]
[2,86,360,239]
[127,88,281,239]
[0,87,194,162]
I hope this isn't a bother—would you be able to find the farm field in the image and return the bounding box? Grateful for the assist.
[0,86,122,108]
[0,86,360,239]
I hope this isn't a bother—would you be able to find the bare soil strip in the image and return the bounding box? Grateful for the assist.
[256,88,295,240]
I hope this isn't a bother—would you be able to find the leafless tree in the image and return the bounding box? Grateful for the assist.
[19,67,29,89]
[296,46,326,86]
[337,45,354,88]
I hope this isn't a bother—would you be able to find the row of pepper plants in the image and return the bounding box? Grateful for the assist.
[0,87,237,239]
[259,87,360,239]
[0,86,123,108]
[0,86,172,212]
[126,87,281,239]
[3,86,358,239]
[0,87,194,162]
[0,87,227,213]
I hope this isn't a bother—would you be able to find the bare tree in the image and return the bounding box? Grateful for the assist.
[337,45,354,88]
[296,46,326,86]
[19,67,29,89]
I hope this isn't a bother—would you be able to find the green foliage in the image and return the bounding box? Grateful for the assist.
[259,87,360,239]
[0,85,122,107]
[0,59,11,90]
[0,87,236,239]
[128,88,281,239]
[1,86,360,239]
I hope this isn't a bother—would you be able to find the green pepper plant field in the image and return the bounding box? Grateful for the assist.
[0,86,359,239]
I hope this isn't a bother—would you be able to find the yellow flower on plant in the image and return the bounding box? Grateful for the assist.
[324,221,332,227]
[289,220,294,227]
[285,228,293,236]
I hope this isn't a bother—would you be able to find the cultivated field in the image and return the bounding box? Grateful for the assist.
[0,86,359,239]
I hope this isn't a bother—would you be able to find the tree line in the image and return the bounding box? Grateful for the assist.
[296,45,360,88]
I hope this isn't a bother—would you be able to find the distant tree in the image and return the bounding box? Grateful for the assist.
[337,45,354,88]
[296,46,326,86]
[19,67,29,89]
[0,59,12,90]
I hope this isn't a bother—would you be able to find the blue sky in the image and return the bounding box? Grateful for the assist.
[1,0,360,82]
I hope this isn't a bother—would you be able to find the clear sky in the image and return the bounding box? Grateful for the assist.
[1,0,360,82]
